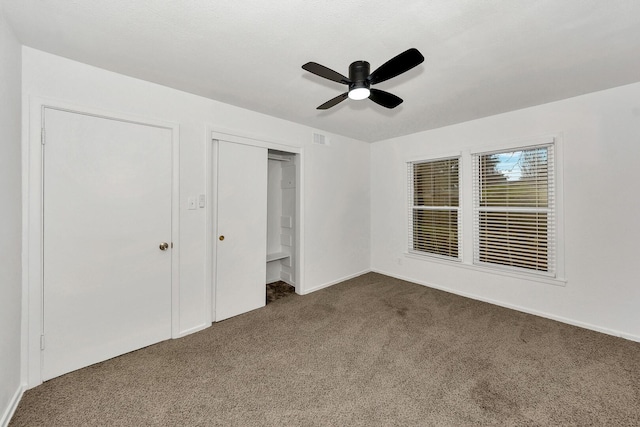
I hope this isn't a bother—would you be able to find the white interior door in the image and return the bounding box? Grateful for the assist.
[42,108,173,381]
[215,140,267,321]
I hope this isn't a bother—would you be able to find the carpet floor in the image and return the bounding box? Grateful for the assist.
[10,272,640,426]
[266,281,295,304]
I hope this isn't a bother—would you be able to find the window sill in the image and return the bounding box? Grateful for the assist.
[403,252,567,287]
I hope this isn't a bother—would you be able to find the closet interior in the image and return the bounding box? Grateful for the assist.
[266,149,297,291]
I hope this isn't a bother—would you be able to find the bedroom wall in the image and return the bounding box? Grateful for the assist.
[0,5,23,425]
[21,46,370,355]
[371,81,640,341]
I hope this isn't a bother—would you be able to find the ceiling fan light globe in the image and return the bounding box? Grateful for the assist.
[349,87,370,100]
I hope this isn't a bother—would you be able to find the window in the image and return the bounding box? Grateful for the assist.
[408,157,460,260]
[473,144,555,275]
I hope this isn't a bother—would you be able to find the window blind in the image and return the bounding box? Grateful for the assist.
[473,144,555,275]
[408,157,461,260]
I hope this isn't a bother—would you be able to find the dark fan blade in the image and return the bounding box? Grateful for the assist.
[302,62,352,84]
[317,92,349,110]
[368,48,424,85]
[369,89,403,109]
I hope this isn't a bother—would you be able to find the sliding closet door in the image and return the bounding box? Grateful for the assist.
[215,141,268,321]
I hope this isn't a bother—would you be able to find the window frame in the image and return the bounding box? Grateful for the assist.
[472,142,556,277]
[407,155,462,262]
[405,136,565,285]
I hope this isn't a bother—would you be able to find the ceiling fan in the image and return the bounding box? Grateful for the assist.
[302,48,424,110]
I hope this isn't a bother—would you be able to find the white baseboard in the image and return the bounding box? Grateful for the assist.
[372,268,640,344]
[175,322,211,338]
[300,269,371,295]
[1,384,25,427]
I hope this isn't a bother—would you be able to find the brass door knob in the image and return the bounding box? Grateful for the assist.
[219,235,225,241]
[159,242,169,251]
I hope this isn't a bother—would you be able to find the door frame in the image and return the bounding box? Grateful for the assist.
[23,98,181,388]
[206,128,305,322]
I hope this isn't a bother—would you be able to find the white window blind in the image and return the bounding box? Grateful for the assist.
[473,144,555,275]
[408,157,461,260]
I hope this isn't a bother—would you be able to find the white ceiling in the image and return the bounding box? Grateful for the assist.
[4,0,640,142]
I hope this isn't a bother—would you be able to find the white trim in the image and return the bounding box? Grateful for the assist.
[405,151,462,164]
[372,269,639,344]
[296,146,306,295]
[205,127,217,323]
[469,134,556,156]
[552,134,566,281]
[24,96,181,388]
[0,385,25,427]
[459,152,470,262]
[170,116,181,339]
[403,251,566,286]
[620,332,640,343]
[174,322,211,338]
[210,128,302,153]
[407,250,463,264]
[300,269,371,295]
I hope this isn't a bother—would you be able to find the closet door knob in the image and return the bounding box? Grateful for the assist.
[219,235,225,241]
[159,242,169,251]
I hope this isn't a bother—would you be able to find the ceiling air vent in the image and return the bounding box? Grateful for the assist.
[312,132,330,146]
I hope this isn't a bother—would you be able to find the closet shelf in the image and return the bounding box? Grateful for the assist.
[268,154,292,162]
[267,251,290,262]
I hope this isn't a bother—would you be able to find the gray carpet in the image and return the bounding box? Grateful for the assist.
[266,280,295,304]
[10,273,640,426]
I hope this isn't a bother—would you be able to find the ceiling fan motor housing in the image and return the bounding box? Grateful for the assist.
[349,61,371,92]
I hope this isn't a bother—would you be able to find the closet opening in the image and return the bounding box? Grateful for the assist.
[266,149,297,303]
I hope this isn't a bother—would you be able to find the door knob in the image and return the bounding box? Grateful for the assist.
[159,242,169,251]
[219,235,225,241]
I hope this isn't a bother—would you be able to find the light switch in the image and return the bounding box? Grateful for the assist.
[188,197,197,210]
[198,194,206,208]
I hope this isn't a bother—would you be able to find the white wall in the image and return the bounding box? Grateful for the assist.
[371,82,640,341]
[0,5,23,425]
[21,47,370,372]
